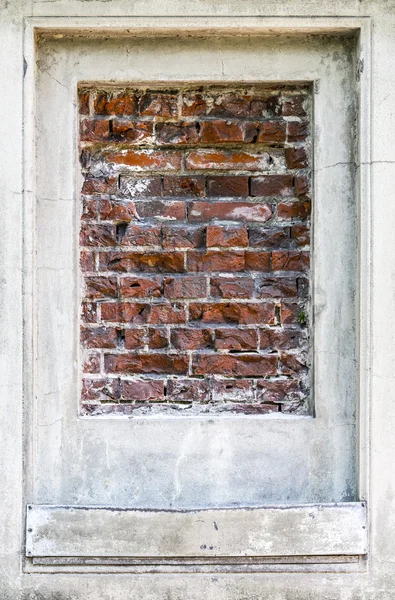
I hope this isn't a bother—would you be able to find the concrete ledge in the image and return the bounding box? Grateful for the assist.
[26,503,367,559]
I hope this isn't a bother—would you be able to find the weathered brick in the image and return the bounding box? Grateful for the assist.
[81,326,118,349]
[255,277,298,299]
[206,225,248,247]
[189,302,275,325]
[291,225,310,246]
[119,176,162,198]
[167,379,210,402]
[98,199,136,222]
[80,251,96,272]
[81,302,97,323]
[244,121,286,144]
[279,352,307,374]
[171,328,213,350]
[256,378,301,403]
[199,120,245,143]
[122,379,165,401]
[250,175,293,197]
[272,251,310,272]
[248,226,291,248]
[245,251,271,271]
[294,175,310,197]
[277,200,311,220]
[163,176,205,197]
[81,377,121,401]
[187,250,245,272]
[281,302,307,325]
[101,251,185,273]
[83,352,101,374]
[285,147,308,169]
[112,120,154,143]
[104,149,182,171]
[80,224,116,247]
[211,379,255,402]
[124,328,145,349]
[120,224,161,247]
[287,120,309,142]
[105,353,189,375]
[120,276,162,299]
[94,91,135,115]
[84,276,118,300]
[185,149,276,171]
[207,176,249,197]
[192,354,278,377]
[148,328,168,349]
[181,92,207,116]
[149,303,186,324]
[101,302,150,324]
[162,225,204,249]
[260,327,304,350]
[81,198,97,221]
[133,200,186,221]
[163,275,207,299]
[138,92,178,117]
[210,276,254,299]
[215,328,258,351]
[80,119,110,142]
[282,95,307,117]
[79,90,90,115]
[81,177,117,195]
[156,122,199,145]
[189,201,272,222]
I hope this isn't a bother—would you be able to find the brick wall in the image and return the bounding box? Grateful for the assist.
[79,84,311,416]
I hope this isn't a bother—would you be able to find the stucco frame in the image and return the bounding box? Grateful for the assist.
[5,10,379,598]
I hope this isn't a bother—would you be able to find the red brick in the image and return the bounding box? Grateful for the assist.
[207,176,249,197]
[101,251,185,273]
[215,328,258,351]
[192,354,277,377]
[281,303,307,325]
[156,122,199,145]
[181,92,207,116]
[282,95,307,117]
[101,303,150,324]
[81,177,118,195]
[81,302,97,323]
[206,93,252,118]
[287,120,309,142]
[199,120,244,144]
[138,92,178,117]
[285,147,308,169]
[83,352,101,374]
[149,303,186,325]
[81,377,121,401]
[125,328,145,349]
[187,250,245,272]
[231,403,279,414]
[120,276,162,299]
[133,200,186,221]
[98,199,136,222]
[104,353,189,375]
[80,251,96,272]
[148,328,168,349]
[167,379,209,402]
[245,251,271,271]
[80,224,116,247]
[80,119,110,142]
[120,224,161,247]
[279,352,307,374]
[162,225,204,249]
[246,121,286,144]
[171,328,213,350]
[256,378,301,403]
[94,91,136,115]
[163,276,206,299]
[250,175,293,197]
[122,379,165,401]
[291,225,310,246]
[206,225,248,247]
[272,251,310,272]
[81,198,97,220]
[294,175,310,197]
[79,90,90,115]
[112,120,154,143]
[189,302,275,325]
[255,277,298,299]
[185,149,275,171]
[210,276,254,299]
[163,176,205,197]
[119,176,162,197]
[248,226,291,248]
[104,149,182,171]
[189,201,272,223]
[277,200,311,220]
[81,326,118,349]
[84,276,118,300]
[260,327,304,350]
[211,379,255,401]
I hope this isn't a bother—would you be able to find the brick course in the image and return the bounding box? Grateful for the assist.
[79,85,311,416]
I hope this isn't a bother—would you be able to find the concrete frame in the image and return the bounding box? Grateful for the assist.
[4,1,395,598]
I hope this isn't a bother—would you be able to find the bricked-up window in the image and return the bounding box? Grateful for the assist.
[79,85,311,416]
